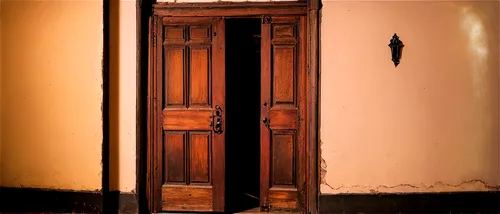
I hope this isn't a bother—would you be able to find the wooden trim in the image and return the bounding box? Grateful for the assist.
[154,2,306,9]
[260,16,271,210]
[135,0,142,213]
[211,17,226,212]
[153,2,307,17]
[306,1,321,214]
[309,0,321,10]
[154,13,163,212]
[298,15,308,212]
[319,192,500,213]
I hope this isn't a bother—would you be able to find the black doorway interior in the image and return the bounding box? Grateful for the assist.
[225,18,261,213]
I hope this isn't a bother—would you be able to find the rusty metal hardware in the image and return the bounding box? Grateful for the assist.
[262,117,270,130]
[210,105,223,134]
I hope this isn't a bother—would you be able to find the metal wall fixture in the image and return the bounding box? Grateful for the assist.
[388,33,404,67]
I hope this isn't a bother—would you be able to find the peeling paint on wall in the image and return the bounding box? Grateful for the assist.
[324,180,500,194]
[319,140,333,190]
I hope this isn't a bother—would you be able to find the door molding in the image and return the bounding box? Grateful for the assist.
[136,1,320,213]
[153,2,307,17]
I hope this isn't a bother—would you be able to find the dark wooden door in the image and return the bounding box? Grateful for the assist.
[260,16,307,212]
[151,16,225,212]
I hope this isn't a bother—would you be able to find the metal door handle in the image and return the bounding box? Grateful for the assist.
[262,117,270,130]
[211,105,223,134]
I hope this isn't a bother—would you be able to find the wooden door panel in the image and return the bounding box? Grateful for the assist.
[272,45,296,106]
[165,47,186,107]
[269,108,297,130]
[162,131,213,212]
[189,47,211,107]
[269,188,298,210]
[273,24,295,38]
[190,25,211,42]
[189,132,211,184]
[152,16,225,212]
[163,109,212,130]
[162,186,213,211]
[164,132,186,183]
[165,26,185,40]
[261,15,306,212]
[272,131,295,186]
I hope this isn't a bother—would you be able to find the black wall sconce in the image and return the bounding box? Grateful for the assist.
[388,33,404,67]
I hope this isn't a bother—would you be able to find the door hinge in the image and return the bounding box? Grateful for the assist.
[262,15,271,24]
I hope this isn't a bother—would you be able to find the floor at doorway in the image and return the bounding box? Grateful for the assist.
[236,207,299,214]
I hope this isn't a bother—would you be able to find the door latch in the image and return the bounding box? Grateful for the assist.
[210,105,223,134]
[262,117,270,130]
[261,205,270,212]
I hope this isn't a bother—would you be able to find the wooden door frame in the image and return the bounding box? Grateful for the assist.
[136,1,321,213]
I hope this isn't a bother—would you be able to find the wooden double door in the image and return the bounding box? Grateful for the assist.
[148,15,307,213]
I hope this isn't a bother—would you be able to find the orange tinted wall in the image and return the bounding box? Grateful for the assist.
[320,0,500,193]
[1,0,103,190]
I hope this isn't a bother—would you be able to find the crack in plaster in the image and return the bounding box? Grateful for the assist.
[319,140,334,190]
[323,179,500,193]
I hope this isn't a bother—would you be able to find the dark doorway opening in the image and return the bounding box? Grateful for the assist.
[225,18,261,213]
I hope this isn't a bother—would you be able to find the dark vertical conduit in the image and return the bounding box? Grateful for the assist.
[102,0,110,213]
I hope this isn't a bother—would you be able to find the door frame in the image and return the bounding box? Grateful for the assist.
[136,1,321,213]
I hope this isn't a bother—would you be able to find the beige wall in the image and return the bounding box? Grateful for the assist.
[1,0,103,190]
[109,0,137,192]
[320,0,500,193]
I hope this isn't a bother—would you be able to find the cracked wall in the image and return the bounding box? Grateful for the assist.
[1,0,103,190]
[320,0,500,194]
